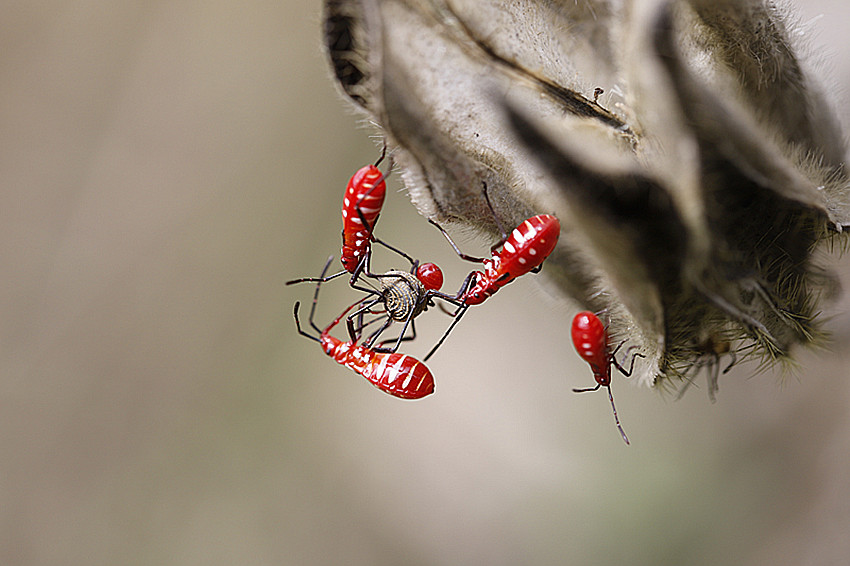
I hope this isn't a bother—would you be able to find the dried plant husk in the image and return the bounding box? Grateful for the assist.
[321,0,850,388]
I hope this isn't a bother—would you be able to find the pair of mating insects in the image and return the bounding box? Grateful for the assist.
[287,148,642,444]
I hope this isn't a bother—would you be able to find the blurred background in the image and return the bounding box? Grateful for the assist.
[2,2,850,565]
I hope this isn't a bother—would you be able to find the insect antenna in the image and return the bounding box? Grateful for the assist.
[605,386,630,445]
[285,270,347,286]
[428,218,488,263]
[481,181,507,241]
[373,138,388,167]
[573,382,629,444]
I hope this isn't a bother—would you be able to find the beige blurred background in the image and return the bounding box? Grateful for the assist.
[2,2,850,565]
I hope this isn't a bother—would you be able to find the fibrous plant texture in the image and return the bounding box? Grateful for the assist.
[321,0,850,389]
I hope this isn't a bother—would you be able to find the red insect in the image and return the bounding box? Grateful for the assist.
[571,311,643,444]
[287,145,440,298]
[287,145,412,287]
[291,243,459,358]
[460,214,560,305]
[423,199,560,360]
[293,281,435,400]
[340,156,387,273]
[336,145,430,278]
[430,214,560,305]
[342,263,461,354]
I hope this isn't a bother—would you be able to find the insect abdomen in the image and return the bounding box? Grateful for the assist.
[572,311,608,371]
[340,165,386,272]
[363,352,435,399]
[320,335,434,399]
[499,215,560,278]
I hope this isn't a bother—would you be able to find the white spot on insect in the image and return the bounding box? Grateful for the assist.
[377,356,393,382]
[388,357,406,385]
[412,367,424,390]
[342,209,348,218]
[400,359,413,389]
[512,228,524,243]
[528,247,537,256]
[503,241,516,253]
[344,198,350,207]
[355,239,364,247]
[523,219,535,233]
[518,257,527,264]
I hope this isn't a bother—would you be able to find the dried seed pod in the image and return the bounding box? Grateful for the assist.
[320,0,850,388]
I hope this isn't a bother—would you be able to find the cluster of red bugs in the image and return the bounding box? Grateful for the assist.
[287,144,643,443]
[293,259,435,400]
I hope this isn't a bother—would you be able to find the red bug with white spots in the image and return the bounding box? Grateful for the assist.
[341,262,468,356]
[290,238,460,359]
[293,288,435,400]
[287,147,443,298]
[336,145,427,278]
[460,214,561,305]
[288,145,407,287]
[422,209,561,361]
[571,311,643,445]
[340,160,387,273]
[430,213,561,305]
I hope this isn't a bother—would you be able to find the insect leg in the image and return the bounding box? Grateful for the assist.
[706,353,721,403]
[612,345,645,377]
[292,302,320,343]
[303,256,336,334]
[422,305,468,362]
[374,318,418,354]
[421,272,479,362]
[428,219,487,263]
[345,297,385,342]
[674,372,699,401]
[357,315,393,349]
[572,383,602,393]
[427,271,477,312]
